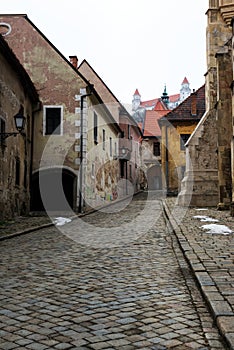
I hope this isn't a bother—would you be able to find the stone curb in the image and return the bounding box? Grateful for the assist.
[162,199,234,350]
[0,191,143,241]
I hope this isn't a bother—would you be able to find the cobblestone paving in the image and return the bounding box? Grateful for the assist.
[0,215,51,237]
[0,193,227,349]
[164,198,234,348]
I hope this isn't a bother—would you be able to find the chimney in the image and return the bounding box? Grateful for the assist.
[69,55,78,69]
[191,91,197,116]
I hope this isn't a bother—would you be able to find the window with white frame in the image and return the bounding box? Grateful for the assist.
[43,106,63,135]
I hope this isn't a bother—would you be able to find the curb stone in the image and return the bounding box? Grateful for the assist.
[162,199,234,350]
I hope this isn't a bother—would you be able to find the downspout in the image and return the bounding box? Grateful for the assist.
[165,124,169,194]
[78,86,93,213]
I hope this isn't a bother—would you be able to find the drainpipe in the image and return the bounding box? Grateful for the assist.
[78,86,93,213]
[126,161,128,195]
[165,125,169,194]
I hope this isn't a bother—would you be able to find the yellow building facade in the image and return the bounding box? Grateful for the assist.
[159,86,205,195]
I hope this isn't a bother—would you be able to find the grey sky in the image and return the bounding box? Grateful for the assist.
[1,0,208,103]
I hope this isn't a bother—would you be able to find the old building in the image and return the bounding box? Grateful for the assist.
[178,0,234,208]
[0,15,128,213]
[140,101,169,190]
[79,59,143,198]
[0,33,40,219]
[132,77,191,114]
[159,85,205,196]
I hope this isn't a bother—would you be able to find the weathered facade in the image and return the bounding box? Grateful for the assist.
[178,0,234,208]
[160,86,205,196]
[140,103,169,191]
[0,15,126,213]
[79,59,143,198]
[0,34,40,219]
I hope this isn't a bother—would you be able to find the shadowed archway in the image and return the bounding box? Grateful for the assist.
[31,168,77,212]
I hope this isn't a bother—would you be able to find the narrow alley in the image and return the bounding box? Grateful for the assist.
[0,193,226,350]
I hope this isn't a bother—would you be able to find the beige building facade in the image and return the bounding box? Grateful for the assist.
[0,15,127,213]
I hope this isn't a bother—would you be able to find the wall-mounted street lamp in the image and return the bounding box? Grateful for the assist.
[0,112,26,140]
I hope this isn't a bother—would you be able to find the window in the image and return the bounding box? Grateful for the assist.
[94,112,98,144]
[110,137,112,156]
[129,164,132,177]
[153,142,160,156]
[180,134,190,150]
[120,160,125,178]
[0,118,6,146]
[102,129,106,150]
[44,106,63,135]
[15,158,20,186]
[128,125,131,139]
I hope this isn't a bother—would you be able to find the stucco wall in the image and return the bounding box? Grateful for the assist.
[0,50,36,218]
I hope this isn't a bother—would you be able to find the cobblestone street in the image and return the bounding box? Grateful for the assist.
[0,193,227,349]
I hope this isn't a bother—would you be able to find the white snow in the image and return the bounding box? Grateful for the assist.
[195,208,208,211]
[201,224,233,235]
[193,215,219,222]
[53,217,72,226]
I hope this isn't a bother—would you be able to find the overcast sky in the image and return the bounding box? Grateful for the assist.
[1,0,208,104]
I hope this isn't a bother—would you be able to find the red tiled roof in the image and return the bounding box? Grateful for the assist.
[182,77,189,84]
[143,110,169,137]
[140,94,180,108]
[140,98,159,107]
[162,85,205,122]
[153,99,169,111]
[169,93,180,103]
[134,89,141,96]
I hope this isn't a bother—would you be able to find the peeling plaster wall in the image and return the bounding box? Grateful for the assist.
[0,50,35,219]
[85,106,120,206]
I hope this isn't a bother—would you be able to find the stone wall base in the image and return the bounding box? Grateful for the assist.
[177,170,219,207]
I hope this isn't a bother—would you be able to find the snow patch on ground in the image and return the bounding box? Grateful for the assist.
[193,215,219,222]
[195,208,208,211]
[53,217,72,226]
[201,224,233,235]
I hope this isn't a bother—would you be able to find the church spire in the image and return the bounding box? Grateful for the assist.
[161,84,169,106]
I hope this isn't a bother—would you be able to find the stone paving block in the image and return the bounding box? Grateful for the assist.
[88,341,112,349]
[0,193,228,350]
[207,299,233,316]
[54,343,73,349]
[25,343,49,350]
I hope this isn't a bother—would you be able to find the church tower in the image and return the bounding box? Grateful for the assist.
[161,85,169,107]
[132,89,141,111]
[180,77,191,102]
